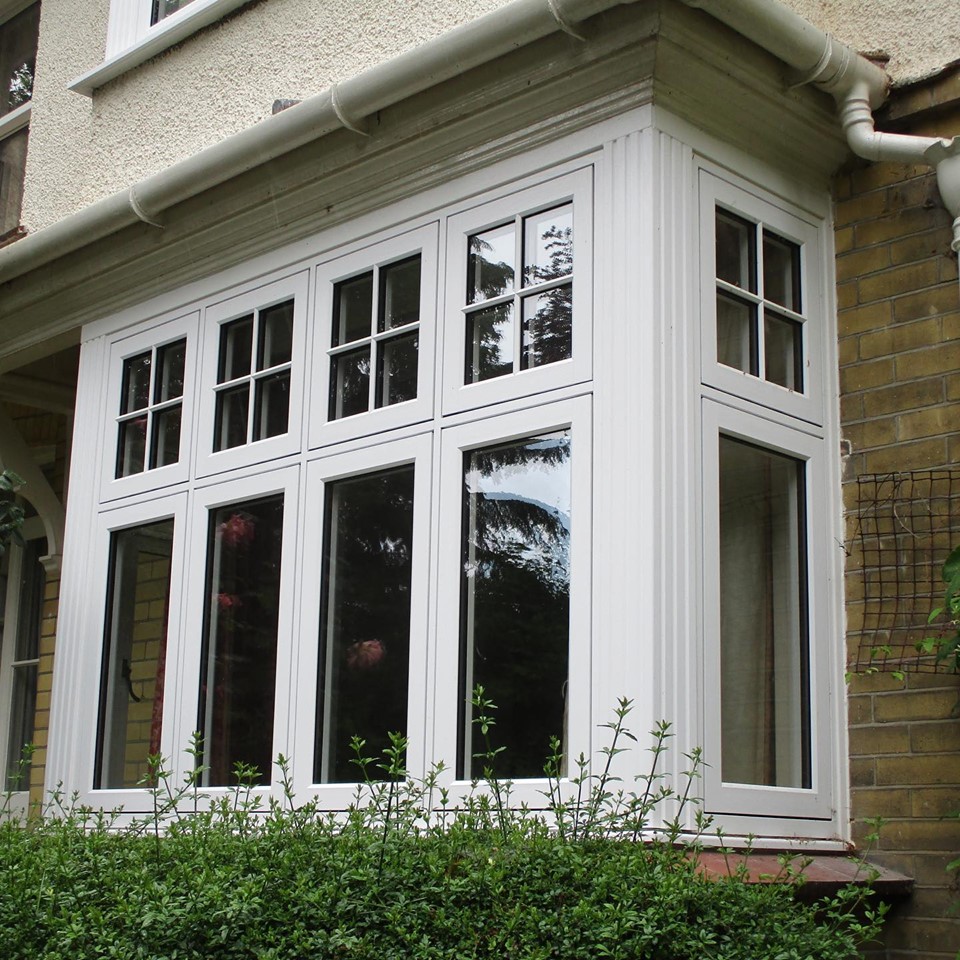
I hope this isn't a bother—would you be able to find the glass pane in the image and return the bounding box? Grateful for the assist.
[465,302,513,384]
[213,384,249,452]
[376,332,418,408]
[333,273,373,347]
[522,204,573,286]
[0,126,28,235]
[199,496,284,786]
[719,436,809,789]
[155,339,186,403]
[329,347,371,420]
[467,223,515,304]
[763,230,801,312]
[1,4,39,118]
[6,664,36,790]
[379,256,420,332]
[120,352,152,414]
[715,209,756,292]
[253,371,290,441]
[257,300,294,370]
[14,537,44,661]
[764,312,803,392]
[151,0,196,25]
[150,404,182,469]
[116,415,148,477]
[459,432,571,779]
[316,466,415,783]
[95,520,174,789]
[217,316,253,383]
[716,293,757,375]
[520,284,572,369]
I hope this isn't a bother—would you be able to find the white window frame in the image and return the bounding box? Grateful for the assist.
[442,167,593,416]
[195,271,309,479]
[432,394,593,808]
[700,397,834,823]
[309,224,438,450]
[699,168,824,427]
[292,433,433,804]
[69,0,252,95]
[172,465,300,800]
[100,311,199,502]
[80,493,189,812]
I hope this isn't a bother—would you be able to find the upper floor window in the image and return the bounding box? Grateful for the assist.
[0,1,39,239]
[151,0,195,25]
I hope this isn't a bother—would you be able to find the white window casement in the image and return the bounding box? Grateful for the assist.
[442,167,593,415]
[0,518,46,815]
[53,117,845,842]
[695,162,840,831]
[100,311,198,502]
[196,271,308,478]
[0,0,40,238]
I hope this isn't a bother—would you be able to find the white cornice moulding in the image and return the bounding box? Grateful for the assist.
[69,0,254,97]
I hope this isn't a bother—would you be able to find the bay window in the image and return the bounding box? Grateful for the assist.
[60,123,841,840]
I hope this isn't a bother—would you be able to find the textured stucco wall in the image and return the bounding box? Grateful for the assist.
[19,0,960,232]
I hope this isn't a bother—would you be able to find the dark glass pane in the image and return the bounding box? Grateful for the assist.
[253,371,290,440]
[95,520,174,789]
[214,384,249,451]
[522,204,573,286]
[150,404,182,468]
[151,0,196,25]
[199,496,284,786]
[217,316,253,384]
[333,273,373,346]
[257,300,294,370]
[14,537,44,661]
[120,352,152,414]
[717,292,757,375]
[459,432,571,779]
[465,302,513,384]
[379,256,421,332]
[0,126,28,235]
[467,223,515,304]
[155,339,186,403]
[376,332,418,407]
[716,209,756,292]
[117,416,148,478]
[763,230,801,312]
[520,284,572,369]
[1,4,39,118]
[764,311,804,392]
[316,467,415,783]
[719,437,809,789]
[6,664,36,790]
[329,347,371,420]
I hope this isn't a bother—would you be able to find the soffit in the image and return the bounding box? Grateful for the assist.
[0,0,845,371]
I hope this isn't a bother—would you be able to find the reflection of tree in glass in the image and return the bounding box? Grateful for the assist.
[319,468,414,782]
[8,61,34,110]
[469,234,515,301]
[523,224,573,368]
[203,498,283,786]
[464,435,570,778]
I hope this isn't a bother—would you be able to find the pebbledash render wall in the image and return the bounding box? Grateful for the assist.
[20,0,960,234]
[838,67,960,959]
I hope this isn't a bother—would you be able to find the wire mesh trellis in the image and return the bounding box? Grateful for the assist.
[849,469,960,674]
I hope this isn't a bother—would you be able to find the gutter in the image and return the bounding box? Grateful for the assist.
[682,0,960,252]
[2,0,959,284]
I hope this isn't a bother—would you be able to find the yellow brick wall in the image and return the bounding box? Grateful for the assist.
[837,67,960,959]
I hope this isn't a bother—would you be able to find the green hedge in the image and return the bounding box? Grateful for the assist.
[0,702,885,959]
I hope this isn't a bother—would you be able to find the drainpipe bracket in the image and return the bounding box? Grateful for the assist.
[127,186,164,229]
[331,84,371,137]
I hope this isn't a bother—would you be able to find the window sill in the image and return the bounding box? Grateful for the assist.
[68,0,252,97]
[695,851,913,902]
[0,101,30,141]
